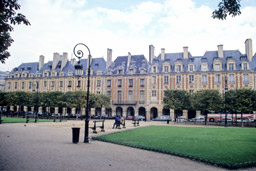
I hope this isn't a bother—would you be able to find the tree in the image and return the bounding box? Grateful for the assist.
[213,0,241,20]
[0,0,30,63]
[163,90,191,120]
[191,90,223,125]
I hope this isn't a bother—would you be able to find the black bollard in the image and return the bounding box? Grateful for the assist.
[72,127,80,143]
[26,115,29,123]
[34,115,38,123]
[123,119,126,128]
[137,120,140,126]
[167,119,170,124]
[101,120,105,132]
[53,115,56,122]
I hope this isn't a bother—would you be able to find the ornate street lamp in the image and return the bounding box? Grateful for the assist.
[73,43,92,143]
[224,74,228,127]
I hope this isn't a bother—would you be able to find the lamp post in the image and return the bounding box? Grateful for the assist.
[73,43,92,143]
[224,74,228,127]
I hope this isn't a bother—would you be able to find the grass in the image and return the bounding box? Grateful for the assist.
[1,116,52,123]
[94,126,256,168]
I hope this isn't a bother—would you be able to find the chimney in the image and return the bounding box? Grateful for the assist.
[149,45,155,64]
[61,52,68,70]
[183,46,188,59]
[52,53,60,70]
[71,58,76,66]
[106,48,112,68]
[217,45,224,58]
[161,48,165,61]
[39,55,45,70]
[127,52,131,67]
[245,38,253,61]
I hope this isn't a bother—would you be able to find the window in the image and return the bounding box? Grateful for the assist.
[153,66,157,73]
[176,65,181,72]
[14,82,17,89]
[59,81,63,87]
[201,64,207,71]
[118,69,123,74]
[202,75,207,84]
[21,82,24,89]
[77,80,81,87]
[189,89,194,93]
[229,74,235,84]
[29,81,32,89]
[164,76,169,85]
[176,75,181,84]
[128,90,133,101]
[215,64,220,71]
[68,81,72,87]
[152,76,156,85]
[8,82,10,90]
[215,74,221,84]
[189,65,194,72]
[229,63,234,71]
[243,63,248,71]
[118,79,122,87]
[51,81,55,87]
[152,90,156,97]
[44,81,47,88]
[140,78,145,88]
[107,91,111,97]
[164,66,169,72]
[189,75,194,84]
[97,80,101,87]
[44,73,47,77]
[243,74,249,84]
[117,91,122,103]
[139,90,145,103]
[107,80,111,88]
[129,79,133,88]
[97,91,100,94]
[52,72,55,77]
[129,69,134,74]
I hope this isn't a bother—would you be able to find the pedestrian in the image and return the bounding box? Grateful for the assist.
[112,115,120,129]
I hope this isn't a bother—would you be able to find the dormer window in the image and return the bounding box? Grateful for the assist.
[27,67,31,70]
[176,65,181,72]
[97,71,102,75]
[189,64,194,72]
[228,63,234,71]
[129,69,134,74]
[95,63,99,67]
[201,63,208,71]
[118,69,123,75]
[215,64,221,71]
[163,66,169,72]
[243,63,248,70]
[44,73,47,77]
[152,66,157,73]
[21,68,24,71]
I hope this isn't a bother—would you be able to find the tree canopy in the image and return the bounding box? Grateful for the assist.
[0,0,30,63]
[213,0,241,20]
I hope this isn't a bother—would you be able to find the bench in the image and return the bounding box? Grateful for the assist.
[26,114,38,123]
[90,120,105,133]
[132,119,140,126]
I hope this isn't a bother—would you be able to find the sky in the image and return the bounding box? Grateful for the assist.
[0,0,256,72]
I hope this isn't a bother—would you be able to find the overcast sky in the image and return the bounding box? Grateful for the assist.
[0,0,256,72]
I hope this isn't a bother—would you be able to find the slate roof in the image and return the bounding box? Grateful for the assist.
[10,62,39,74]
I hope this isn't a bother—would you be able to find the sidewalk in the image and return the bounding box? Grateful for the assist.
[0,120,252,171]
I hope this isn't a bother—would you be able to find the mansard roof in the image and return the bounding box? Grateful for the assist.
[10,62,39,74]
[79,57,106,75]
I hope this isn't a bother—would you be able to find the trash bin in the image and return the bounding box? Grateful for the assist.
[72,127,80,143]
[167,119,170,124]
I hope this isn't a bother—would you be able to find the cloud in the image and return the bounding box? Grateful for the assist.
[1,0,256,72]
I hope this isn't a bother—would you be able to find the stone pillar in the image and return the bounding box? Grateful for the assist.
[46,107,50,113]
[10,106,14,111]
[71,108,76,115]
[183,110,188,119]
[102,106,106,115]
[31,107,34,112]
[82,108,85,115]
[55,107,58,114]
[196,110,201,117]
[170,109,175,120]
[146,110,151,121]
[112,107,116,116]
[16,106,19,112]
[158,108,163,116]
[39,107,42,113]
[91,108,95,116]
[24,106,28,112]
[62,107,67,115]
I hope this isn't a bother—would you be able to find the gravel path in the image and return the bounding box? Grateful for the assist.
[0,120,255,171]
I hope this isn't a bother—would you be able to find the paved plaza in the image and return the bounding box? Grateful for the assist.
[0,120,255,171]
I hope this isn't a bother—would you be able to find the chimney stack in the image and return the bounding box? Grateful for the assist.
[127,52,131,67]
[149,45,155,64]
[39,55,45,70]
[217,45,224,58]
[71,58,76,66]
[161,48,165,61]
[61,52,68,70]
[245,38,253,61]
[52,53,60,70]
[183,46,188,59]
[106,48,112,68]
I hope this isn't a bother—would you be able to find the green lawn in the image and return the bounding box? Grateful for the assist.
[1,116,52,123]
[94,126,256,168]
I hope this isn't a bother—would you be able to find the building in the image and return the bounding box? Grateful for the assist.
[0,71,8,91]
[4,39,256,120]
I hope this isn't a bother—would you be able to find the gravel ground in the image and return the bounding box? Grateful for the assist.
[0,120,255,171]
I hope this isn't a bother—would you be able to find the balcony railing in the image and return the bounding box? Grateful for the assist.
[112,100,137,105]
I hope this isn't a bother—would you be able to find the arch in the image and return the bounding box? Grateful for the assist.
[50,107,55,114]
[106,108,112,116]
[95,107,102,116]
[138,107,146,120]
[188,110,196,119]
[28,106,32,112]
[116,107,123,116]
[67,107,71,115]
[150,107,158,120]
[58,107,63,114]
[127,107,135,116]
[162,108,170,116]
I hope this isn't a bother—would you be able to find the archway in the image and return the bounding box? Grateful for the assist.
[188,110,196,119]
[127,107,134,116]
[162,108,170,116]
[106,108,112,116]
[95,108,102,116]
[138,107,146,120]
[58,107,63,114]
[116,107,123,116]
[150,107,158,120]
